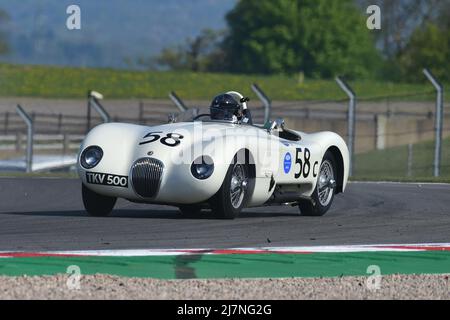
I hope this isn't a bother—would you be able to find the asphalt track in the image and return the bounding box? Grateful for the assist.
[0,178,449,251]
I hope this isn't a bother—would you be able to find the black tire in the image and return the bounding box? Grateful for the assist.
[210,154,249,219]
[178,204,203,218]
[82,184,117,217]
[299,151,337,216]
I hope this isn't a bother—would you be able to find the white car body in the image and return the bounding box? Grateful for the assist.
[78,119,349,209]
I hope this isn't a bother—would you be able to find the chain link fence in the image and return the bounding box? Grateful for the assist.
[352,91,449,179]
[0,99,180,171]
[283,90,449,180]
[0,80,447,178]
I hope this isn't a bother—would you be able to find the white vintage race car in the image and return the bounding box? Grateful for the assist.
[77,91,349,219]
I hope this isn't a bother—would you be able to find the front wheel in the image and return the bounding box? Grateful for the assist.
[299,151,337,216]
[210,155,249,219]
[82,184,117,217]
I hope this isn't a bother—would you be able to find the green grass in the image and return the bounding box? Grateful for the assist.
[0,63,447,100]
[2,251,450,279]
[354,137,450,180]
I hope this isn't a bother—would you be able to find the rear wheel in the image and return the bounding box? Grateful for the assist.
[210,155,249,219]
[299,151,337,216]
[82,184,117,217]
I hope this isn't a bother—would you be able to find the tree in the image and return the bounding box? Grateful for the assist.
[398,23,449,82]
[153,29,226,72]
[224,0,381,78]
[356,0,448,58]
[388,0,450,82]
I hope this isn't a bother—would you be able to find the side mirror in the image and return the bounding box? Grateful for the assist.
[168,113,177,123]
[268,118,285,133]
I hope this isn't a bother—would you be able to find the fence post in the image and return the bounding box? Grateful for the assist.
[87,90,111,127]
[407,143,413,177]
[139,101,144,124]
[15,105,34,173]
[375,114,387,150]
[423,69,444,177]
[15,132,21,152]
[63,134,69,155]
[169,91,188,112]
[335,77,356,177]
[86,90,91,133]
[251,83,272,124]
[58,113,63,133]
[4,111,9,134]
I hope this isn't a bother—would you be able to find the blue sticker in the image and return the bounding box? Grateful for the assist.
[284,152,292,174]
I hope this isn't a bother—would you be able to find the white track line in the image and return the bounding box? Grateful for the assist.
[1,243,450,257]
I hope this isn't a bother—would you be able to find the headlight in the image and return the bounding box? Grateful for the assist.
[191,156,214,180]
[80,146,103,169]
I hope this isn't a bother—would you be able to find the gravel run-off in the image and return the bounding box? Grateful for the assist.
[1,274,449,300]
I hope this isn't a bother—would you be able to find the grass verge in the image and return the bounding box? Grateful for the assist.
[354,137,450,180]
[0,63,447,101]
[1,251,450,279]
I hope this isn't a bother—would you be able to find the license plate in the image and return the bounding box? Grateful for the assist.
[86,172,128,188]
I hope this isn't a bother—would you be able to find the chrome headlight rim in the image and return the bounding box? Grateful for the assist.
[191,156,214,180]
[80,145,103,169]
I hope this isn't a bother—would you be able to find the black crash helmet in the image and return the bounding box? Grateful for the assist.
[210,94,241,121]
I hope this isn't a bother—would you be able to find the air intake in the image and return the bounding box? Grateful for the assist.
[131,158,164,198]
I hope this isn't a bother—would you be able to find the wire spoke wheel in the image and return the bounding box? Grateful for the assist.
[210,151,251,219]
[299,151,337,217]
[317,160,335,207]
[229,163,247,209]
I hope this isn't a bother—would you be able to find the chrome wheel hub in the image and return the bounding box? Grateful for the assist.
[317,160,335,207]
[230,164,247,209]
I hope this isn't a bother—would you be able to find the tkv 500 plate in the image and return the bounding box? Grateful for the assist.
[86,172,128,188]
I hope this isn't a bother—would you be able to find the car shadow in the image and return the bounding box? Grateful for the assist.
[3,209,300,219]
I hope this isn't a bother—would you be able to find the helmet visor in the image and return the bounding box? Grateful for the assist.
[210,106,236,121]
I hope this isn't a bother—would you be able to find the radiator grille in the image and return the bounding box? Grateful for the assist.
[131,158,164,198]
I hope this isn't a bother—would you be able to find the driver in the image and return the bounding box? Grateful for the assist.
[210,93,252,124]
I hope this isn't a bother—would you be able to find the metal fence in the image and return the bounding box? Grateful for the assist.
[0,71,446,177]
[334,69,447,179]
[350,92,449,179]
